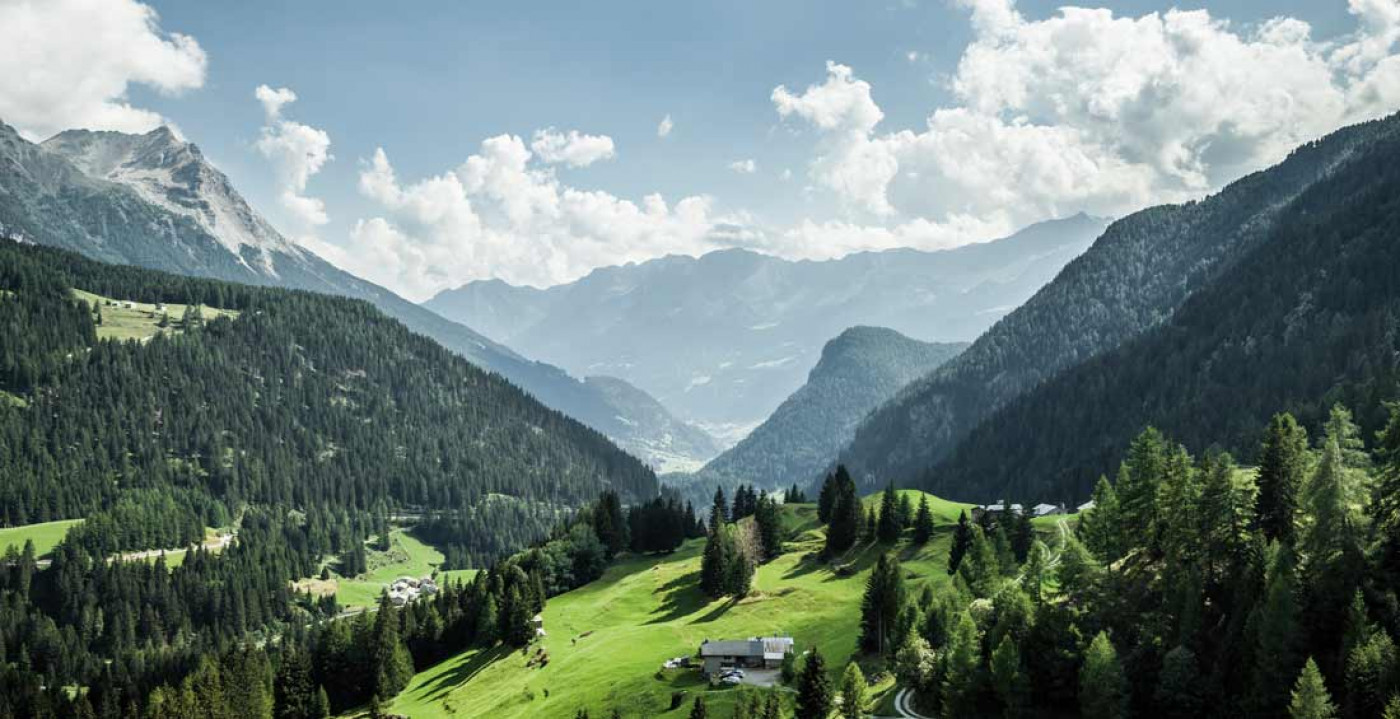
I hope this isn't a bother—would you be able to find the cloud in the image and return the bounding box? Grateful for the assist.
[0,0,206,140]
[329,136,733,299]
[254,85,332,228]
[529,128,616,167]
[728,159,757,174]
[657,114,674,138]
[775,0,1400,243]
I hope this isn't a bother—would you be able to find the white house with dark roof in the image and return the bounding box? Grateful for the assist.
[698,637,794,676]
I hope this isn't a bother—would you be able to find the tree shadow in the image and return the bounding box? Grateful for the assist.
[781,551,827,580]
[689,596,740,624]
[415,644,511,702]
[647,570,707,624]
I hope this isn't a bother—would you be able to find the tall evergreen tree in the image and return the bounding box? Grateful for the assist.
[859,553,905,656]
[877,482,902,544]
[991,634,1027,719]
[817,473,837,524]
[1079,632,1127,719]
[1256,413,1310,544]
[940,611,982,716]
[1289,658,1338,719]
[824,469,860,557]
[838,662,866,719]
[690,695,709,719]
[948,510,972,575]
[913,496,934,545]
[796,647,832,719]
[1078,475,1123,562]
[711,487,730,532]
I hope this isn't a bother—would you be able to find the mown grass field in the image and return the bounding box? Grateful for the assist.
[377,491,975,719]
[73,289,239,343]
[0,518,83,558]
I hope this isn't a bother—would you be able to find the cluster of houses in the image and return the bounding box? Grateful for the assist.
[386,575,438,606]
[698,636,795,678]
[971,500,1094,522]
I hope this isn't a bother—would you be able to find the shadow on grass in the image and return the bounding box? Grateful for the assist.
[647,570,707,625]
[690,596,740,624]
[780,551,828,581]
[415,644,511,702]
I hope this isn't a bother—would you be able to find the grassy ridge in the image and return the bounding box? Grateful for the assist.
[383,492,974,719]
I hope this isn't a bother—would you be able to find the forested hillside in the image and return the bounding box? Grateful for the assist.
[0,121,699,469]
[840,114,1400,493]
[931,114,1400,503]
[693,327,965,491]
[0,241,656,558]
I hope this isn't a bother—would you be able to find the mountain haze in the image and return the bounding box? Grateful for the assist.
[692,326,965,490]
[0,121,702,468]
[840,111,1400,494]
[424,214,1109,441]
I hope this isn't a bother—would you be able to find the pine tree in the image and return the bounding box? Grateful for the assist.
[958,525,1000,598]
[1078,475,1122,562]
[941,611,981,716]
[1250,544,1303,717]
[913,496,934,545]
[1153,646,1204,719]
[711,487,729,532]
[898,493,913,529]
[274,647,319,719]
[701,523,728,598]
[1289,658,1338,719]
[1345,631,1398,719]
[859,553,904,656]
[824,470,860,557]
[763,692,782,719]
[947,510,972,575]
[991,634,1026,719]
[838,662,866,719]
[1020,540,1049,605]
[1256,413,1309,544]
[1079,632,1127,719]
[796,647,832,719]
[1375,402,1400,582]
[818,473,837,524]
[877,482,901,543]
[755,495,784,560]
[690,695,708,719]
[371,596,414,699]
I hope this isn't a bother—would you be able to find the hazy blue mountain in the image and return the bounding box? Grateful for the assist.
[840,112,1400,494]
[424,214,1108,442]
[687,326,965,491]
[0,121,706,468]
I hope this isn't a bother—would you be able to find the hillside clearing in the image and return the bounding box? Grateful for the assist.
[72,288,239,343]
[0,519,83,558]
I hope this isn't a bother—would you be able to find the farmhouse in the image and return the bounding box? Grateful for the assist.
[1032,503,1065,517]
[971,501,1023,521]
[698,637,794,676]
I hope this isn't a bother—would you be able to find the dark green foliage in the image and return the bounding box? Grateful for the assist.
[689,695,708,719]
[912,496,934,545]
[947,510,971,574]
[795,647,832,719]
[1256,413,1310,544]
[823,466,860,557]
[1080,632,1127,719]
[876,483,902,544]
[859,553,905,656]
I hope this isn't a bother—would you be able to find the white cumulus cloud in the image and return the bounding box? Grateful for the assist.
[658,114,674,138]
[254,85,332,228]
[329,136,733,299]
[776,0,1400,245]
[529,128,616,168]
[0,0,206,140]
[728,159,757,174]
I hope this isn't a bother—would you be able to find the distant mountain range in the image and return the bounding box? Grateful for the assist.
[0,121,704,469]
[424,213,1109,443]
[687,326,965,491]
[840,112,1400,500]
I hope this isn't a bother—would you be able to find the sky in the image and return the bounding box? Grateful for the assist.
[1,0,1397,300]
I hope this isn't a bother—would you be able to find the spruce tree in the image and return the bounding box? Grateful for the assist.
[947,510,972,575]
[839,661,866,719]
[796,647,832,719]
[824,471,860,556]
[1079,632,1127,719]
[913,496,934,545]
[859,553,904,656]
[898,493,914,529]
[1289,658,1338,719]
[1256,413,1309,544]
[371,596,414,699]
[1153,646,1204,719]
[818,473,837,524]
[940,611,981,716]
[877,482,901,543]
[711,487,730,532]
[1078,475,1122,562]
[701,523,728,598]
[990,634,1026,719]
[1249,544,1303,717]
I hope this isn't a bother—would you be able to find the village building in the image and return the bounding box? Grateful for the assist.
[1077,499,1096,513]
[698,637,794,676]
[386,575,438,606]
[1032,503,1065,517]
[971,501,1023,522]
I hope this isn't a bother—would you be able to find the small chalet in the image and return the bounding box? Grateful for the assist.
[698,637,794,676]
[1032,503,1065,518]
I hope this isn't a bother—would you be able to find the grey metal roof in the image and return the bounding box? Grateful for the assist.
[700,640,763,657]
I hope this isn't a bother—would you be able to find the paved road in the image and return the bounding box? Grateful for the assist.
[894,687,935,719]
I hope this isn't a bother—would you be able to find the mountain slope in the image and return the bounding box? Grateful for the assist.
[0,241,657,561]
[838,114,1392,492]
[693,327,965,489]
[933,113,1400,502]
[0,121,702,467]
[424,214,1108,440]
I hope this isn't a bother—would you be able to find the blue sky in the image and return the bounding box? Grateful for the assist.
[1,0,1394,298]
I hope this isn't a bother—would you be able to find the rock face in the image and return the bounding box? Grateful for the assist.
[1,121,709,469]
[425,214,1109,441]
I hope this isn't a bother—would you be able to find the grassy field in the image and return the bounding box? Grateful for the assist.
[72,289,239,343]
[296,529,454,610]
[377,491,975,719]
[0,519,83,558]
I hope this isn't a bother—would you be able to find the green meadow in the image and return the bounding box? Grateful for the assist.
[376,491,975,719]
[0,518,83,558]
